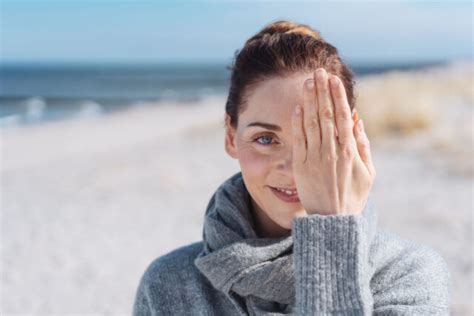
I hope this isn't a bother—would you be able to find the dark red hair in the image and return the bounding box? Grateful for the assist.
[225,20,356,129]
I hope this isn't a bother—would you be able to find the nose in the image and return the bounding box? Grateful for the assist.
[276,149,294,171]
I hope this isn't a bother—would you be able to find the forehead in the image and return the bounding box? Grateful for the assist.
[239,72,312,128]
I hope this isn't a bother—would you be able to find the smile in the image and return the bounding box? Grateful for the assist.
[274,187,297,195]
[270,186,300,203]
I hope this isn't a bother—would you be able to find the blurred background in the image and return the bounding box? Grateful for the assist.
[1,0,472,315]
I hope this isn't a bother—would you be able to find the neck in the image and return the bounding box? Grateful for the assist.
[250,198,291,238]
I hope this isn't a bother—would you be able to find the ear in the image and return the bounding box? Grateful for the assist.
[224,113,238,159]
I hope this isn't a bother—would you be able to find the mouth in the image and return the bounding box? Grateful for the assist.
[269,186,300,203]
[272,186,297,194]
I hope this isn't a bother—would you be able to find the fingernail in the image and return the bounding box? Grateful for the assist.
[352,109,359,125]
[358,119,364,132]
[305,79,314,90]
[294,105,301,115]
[329,76,339,88]
[317,68,325,80]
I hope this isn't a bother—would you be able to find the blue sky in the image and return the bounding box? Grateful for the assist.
[0,0,472,64]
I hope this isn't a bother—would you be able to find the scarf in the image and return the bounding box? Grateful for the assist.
[194,171,376,315]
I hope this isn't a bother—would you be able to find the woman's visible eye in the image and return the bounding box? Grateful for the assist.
[253,134,278,147]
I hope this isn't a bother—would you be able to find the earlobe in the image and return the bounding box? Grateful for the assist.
[224,115,238,159]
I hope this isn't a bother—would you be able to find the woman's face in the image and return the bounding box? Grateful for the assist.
[225,72,313,235]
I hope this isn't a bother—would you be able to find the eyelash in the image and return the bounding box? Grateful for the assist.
[253,133,278,147]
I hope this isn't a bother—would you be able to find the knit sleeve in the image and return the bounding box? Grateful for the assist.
[292,210,374,315]
[132,269,154,316]
[291,201,451,315]
[370,233,451,315]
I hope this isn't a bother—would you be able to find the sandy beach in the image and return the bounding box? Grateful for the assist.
[1,61,473,315]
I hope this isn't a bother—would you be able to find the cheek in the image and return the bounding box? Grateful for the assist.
[236,143,274,177]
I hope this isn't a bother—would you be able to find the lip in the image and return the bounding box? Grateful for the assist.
[269,186,300,203]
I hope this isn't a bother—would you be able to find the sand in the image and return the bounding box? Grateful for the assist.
[1,64,472,315]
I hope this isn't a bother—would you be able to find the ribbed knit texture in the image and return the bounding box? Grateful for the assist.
[133,171,451,315]
[292,214,373,315]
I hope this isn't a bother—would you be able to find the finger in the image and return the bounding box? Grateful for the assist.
[292,105,307,165]
[302,78,321,156]
[329,74,357,149]
[352,108,359,133]
[315,68,337,159]
[339,109,359,210]
[354,119,376,178]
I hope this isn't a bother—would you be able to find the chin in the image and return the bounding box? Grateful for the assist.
[279,221,293,230]
[270,204,303,229]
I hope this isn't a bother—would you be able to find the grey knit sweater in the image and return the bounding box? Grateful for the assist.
[133,172,450,315]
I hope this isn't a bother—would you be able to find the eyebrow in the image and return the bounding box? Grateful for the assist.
[246,122,282,132]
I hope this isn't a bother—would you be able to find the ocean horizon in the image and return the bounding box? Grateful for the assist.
[0,59,459,127]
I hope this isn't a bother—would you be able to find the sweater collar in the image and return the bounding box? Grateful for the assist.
[194,171,377,314]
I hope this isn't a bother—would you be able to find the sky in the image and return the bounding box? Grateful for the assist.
[0,0,472,64]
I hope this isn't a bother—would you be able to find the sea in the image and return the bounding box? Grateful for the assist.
[0,60,450,127]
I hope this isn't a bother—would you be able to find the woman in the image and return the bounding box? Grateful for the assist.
[133,20,450,315]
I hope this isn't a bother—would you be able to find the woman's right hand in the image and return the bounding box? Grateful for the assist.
[291,68,376,216]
